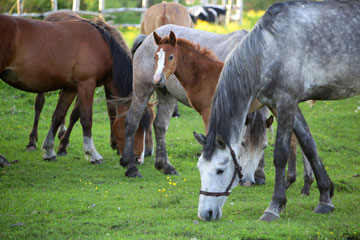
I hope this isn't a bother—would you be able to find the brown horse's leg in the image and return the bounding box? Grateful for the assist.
[57,98,80,156]
[42,90,76,161]
[77,81,103,164]
[27,93,45,151]
[144,126,154,157]
[57,119,67,139]
[104,86,118,150]
[285,133,298,189]
[300,150,314,196]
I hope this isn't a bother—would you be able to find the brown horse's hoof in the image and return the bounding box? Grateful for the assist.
[125,166,143,178]
[259,212,279,222]
[91,159,103,165]
[57,150,67,157]
[313,202,334,214]
[26,145,37,152]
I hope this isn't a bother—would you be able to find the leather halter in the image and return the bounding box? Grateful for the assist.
[199,146,243,197]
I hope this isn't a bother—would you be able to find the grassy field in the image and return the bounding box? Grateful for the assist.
[1,14,360,239]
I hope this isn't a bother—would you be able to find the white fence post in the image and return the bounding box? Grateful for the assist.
[99,0,105,19]
[235,0,243,24]
[72,0,80,11]
[51,0,58,11]
[142,0,148,8]
[17,0,23,14]
[225,0,232,26]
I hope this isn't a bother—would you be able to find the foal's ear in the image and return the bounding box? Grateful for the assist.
[169,31,177,46]
[193,131,206,146]
[266,115,274,128]
[153,31,161,45]
[215,134,226,149]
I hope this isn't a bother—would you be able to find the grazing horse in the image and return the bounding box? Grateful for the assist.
[196,0,360,221]
[140,2,193,35]
[0,14,133,164]
[153,31,274,185]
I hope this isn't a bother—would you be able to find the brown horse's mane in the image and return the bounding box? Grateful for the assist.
[90,17,132,58]
[160,35,221,63]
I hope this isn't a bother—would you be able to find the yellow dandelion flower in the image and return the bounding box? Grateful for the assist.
[184,179,187,182]
[172,183,176,186]
[169,182,172,185]
[105,190,109,194]
[95,186,98,190]
[166,176,170,180]
[158,189,161,192]
[165,194,168,197]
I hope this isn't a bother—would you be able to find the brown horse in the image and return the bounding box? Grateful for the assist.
[153,31,314,191]
[0,14,134,164]
[140,2,193,35]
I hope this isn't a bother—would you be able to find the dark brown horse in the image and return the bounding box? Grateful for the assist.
[0,14,133,164]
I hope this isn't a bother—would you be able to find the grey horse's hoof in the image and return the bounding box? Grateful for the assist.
[125,166,143,178]
[259,212,279,222]
[313,203,334,214]
[163,165,179,176]
[90,159,104,165]
[0,155,10,167]
[120,157,129,168]
[44,156,56,162]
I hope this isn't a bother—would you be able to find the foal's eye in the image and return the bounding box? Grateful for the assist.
[216,169,224,175]
[169,54,174,61]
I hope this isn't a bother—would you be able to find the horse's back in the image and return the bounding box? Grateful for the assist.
[257,0,360,100]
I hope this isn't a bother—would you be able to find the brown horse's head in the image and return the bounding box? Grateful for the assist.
[153,31,178,87]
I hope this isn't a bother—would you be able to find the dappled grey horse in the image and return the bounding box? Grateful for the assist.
[196,0,360,221]
[121,24,312,189]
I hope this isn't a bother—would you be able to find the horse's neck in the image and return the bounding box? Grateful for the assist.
[174,44,223,92]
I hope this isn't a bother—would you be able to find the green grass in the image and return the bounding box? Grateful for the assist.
[1,20,360,239]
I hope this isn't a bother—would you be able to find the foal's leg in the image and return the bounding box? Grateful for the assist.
[153,89,178,175]
[77,81,103,165]
[293,107,334,213]
[57,98,80,156]
[260,99,296,221]
[300,150,314,196]
[42,90,76,161]
[27,93,45,151]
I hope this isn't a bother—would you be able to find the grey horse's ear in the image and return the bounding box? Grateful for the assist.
[169,31,177,46]
[266,115,274,128]
[193,131,206,146]
[215,134,226,149]
[153,31,161,45]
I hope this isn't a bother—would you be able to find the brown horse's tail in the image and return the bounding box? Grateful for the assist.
[155,2,171,28]
[83,19,133,98]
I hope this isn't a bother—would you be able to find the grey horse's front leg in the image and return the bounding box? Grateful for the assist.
[293,107,334,213]
[260,100,296,221]
[153,88,179,175]
[121,92,151,177]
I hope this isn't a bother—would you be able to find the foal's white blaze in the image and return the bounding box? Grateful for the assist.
[153,48,165,84]
[197,144,241,221]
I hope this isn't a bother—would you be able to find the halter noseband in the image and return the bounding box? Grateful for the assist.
[199,146,243,197]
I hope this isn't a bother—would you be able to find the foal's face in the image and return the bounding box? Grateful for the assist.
[153,31,178,86]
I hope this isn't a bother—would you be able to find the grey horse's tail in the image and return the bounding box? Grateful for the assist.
[131,34,147,57]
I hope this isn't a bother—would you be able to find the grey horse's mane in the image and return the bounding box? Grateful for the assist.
[203,9,273,160]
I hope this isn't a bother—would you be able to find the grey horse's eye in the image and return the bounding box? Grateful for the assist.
[216,169,224,175]
[241,142,245,147]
